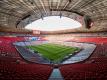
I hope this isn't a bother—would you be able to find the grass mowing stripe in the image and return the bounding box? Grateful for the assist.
[26,43,80,63]
[41,44,73,53]
[38,44,63,51]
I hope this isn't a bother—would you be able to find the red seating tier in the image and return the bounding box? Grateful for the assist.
[91,44,107,58]
[0,36,25,63]
[0,64,53,80]
[60,63,107,80]
[68,37,107,44]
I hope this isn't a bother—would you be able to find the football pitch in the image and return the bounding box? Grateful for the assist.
[26,43,80,63]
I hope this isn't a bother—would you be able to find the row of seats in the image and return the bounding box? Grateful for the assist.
[0,64,53,80]
[86,57,107,63]
[0,37,26,64]
[67,37,107,44]
[91,44,107,57]
[60,63,107,80]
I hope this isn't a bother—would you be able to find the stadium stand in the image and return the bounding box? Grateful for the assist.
[86,57,107,63]
[0,37,26,64]
[0,37,54,80]
[0,36,107,79]
[0,36,107,80]
[60,63,107,80]
[68,37,107,44]
[0,64,53,80]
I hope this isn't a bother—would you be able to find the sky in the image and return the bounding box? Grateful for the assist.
[25,16,82,31]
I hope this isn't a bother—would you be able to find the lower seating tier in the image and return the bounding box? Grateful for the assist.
[60,63,107,80]
[0,64,53,80]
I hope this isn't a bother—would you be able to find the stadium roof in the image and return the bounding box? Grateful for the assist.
[0,0,107,33]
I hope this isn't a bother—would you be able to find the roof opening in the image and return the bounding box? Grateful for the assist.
[25,16,82,31]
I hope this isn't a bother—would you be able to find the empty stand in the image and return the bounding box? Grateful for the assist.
[0,37,26,64]
[60,63,107,80]
[0,64,53,80]
[68,37,107,44]
[0,36,107,80]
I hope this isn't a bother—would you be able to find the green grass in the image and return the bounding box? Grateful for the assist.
[26,43,80,63]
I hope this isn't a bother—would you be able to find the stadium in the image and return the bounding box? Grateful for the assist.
[0,0,107,80]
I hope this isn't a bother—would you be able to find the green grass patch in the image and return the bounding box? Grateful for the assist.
[26,43,80,63]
